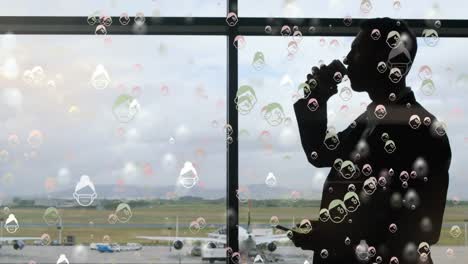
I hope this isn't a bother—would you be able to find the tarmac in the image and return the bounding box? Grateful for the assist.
[0,245,466,264]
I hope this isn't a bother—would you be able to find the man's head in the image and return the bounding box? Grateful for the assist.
[344,18,417,99]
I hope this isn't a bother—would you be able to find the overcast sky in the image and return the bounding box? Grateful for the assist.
[0,0,467,200]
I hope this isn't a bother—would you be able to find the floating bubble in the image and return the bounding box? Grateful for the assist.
[381,133,390,142]
[320,249,329,259]
[43,207,60,225]
[328,199,347,223]
[420,79,435,96]
[389,223,398,233]
[333,158,343,171]
[4,213,19,233]
[108,214,118,224]
[293,30,303,43]
[343,16,352,26]
[393,0,401,9]
[450,225,462,238]
[102,235,111,243]
[308,26,316,33]
[233,35,246,49]
[95,25,107,35]
[264,25,272,34]
[344,191,360,212]
[298,219,312,234]
[310,151,318,160]
[265,172,277,187]
[307,98,319,112]
[418,65,432,80]
[99,16,112,27]
[135,12,145,25]
[432,120,447,136]
[281,25,291,36]
[252,51,265,71]
[290,190,301,202]
[226,12,238,26]
[339,160,356,179]
[41,233,51,245]
[422,29,439,47]
[374,105,387,119]
[112,94,140,123]
[287,41,299,55]
[384,140,397,154]
[362,164,372,176]
[355,240,369,261]
[319,208,330,222]
[189,220,201,234]
[360,0,373,13]
[270,216,279,226]
[339,87,352,101]
[56,254,69,264]
[73,175,97,206]
[115,203,132,223]
[178,161,199,189]
[386,31,401,49]
[376,61,387,73]
[389,68,403,83]
[333,72,343,83]
[390,256,399,264]
[236,187,249,203]
[388,93,396,101]
[409,115,421,129]
[27,130,43,148]
[91,64,110,90]
[371,29,381,40]
[324,128,340,150]
[262,103,285,126]
[253,254,264,263]
[378,176,387,187]
[0,150,9,162]
[235,85,257,115]
[446,248,454,257]
[363,177,377,195]
[119,13,130,25]
[404,189,420,210]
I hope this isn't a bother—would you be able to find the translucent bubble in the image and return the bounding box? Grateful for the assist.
[410,170,417,179]
[226,12,238,27]
[91,64,110,90]
[310,151,318,160]
[4,213,19,233]
[95,25,107,35]
[355,240,369,261]
[178,161,199,189]
[8,134,20,147]
[319,208,330,222]
[262,103,285,126]
[393,0,401,10]
[340,160,356,179]
[41,233,51,245]
[347,184,356,192]
[135,12,146,25]
[386,31,401,49]
[43,207,60,225]
[320,249,329,259]
[307,98,319,112]
[293,31,303,43]
[27,130,43,148]
[333,158,343,171]
[371,29,381,40]
[384,140,396,154]
[417,242,430,255]
[281,25,291,36]
[389,68,403,83]
[73,175,97,206]
[389,168,394,176]
[56,254,69,264]
[115,203,132,223]
[363,177,377,195]
[112,94,140,123]
[418,65,432,80]
[270,216,279,226]
[287,41,299,55]
[420,79,435,96]
[378,176,387,187]
[362,164,372,177]
[328,199,347,223]
[360,0,373,13]
[446,248,454,257]
[432,120,447,136]
[308,26,316,33]
[343,16,352,26]
[374,105,387,119]
[324,129,340,150]
[344,191,360,212]
[406,102,411,108]
[236,187,249,203]
[332,72,343,83]
[377,61,387,73]
[422,29,439,47]
[107,214,118,225]
[368,247,377,258]
[0,150,9,162]
[339,87,352,101]
[298,219,312,234]
[450,225,462,238]
[389,223,398,233]
[253,254,264,263]
[87,14,98,25]
[344,237,351,245]
[119,13,130,25]
[189,220,201,234]
[100,16,112,27]
[252,51,266,71]
[399,171,409,182]
[233,35,246,49]
[265,172,277,187]
[376,256,382,263]
[102,235,111,243]
[264,25,272,34]
[435,20,441,28]
[404,190,420,210]
[196,217,206,229]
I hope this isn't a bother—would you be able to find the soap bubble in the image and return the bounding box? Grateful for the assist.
[119,13,130,25]
[28,130,44,148]
[73,175,97,206]
[422,29,439,47]
[281,25,291,36]
[115,203,132,223]
[265,172,277,187]
[4,213,19,233]
[95,25,107,35]
[43,207,60,225]
[226,12,238,27]
[178,161,199,189]
[389,223,398,233]
[112,94,140,123]
[91,64,110,90]
[449,225,462,238]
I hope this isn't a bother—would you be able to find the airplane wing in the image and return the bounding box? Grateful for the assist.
[0,237,41,241]
[254,234,290,244]
[136,236,225,244]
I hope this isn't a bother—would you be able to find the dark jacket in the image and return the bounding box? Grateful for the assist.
[293,90,451,264]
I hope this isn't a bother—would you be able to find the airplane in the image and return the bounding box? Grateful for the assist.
[137,202,289,260]
[0,237,42,250]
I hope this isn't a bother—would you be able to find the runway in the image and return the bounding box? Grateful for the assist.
[0,245,466,264]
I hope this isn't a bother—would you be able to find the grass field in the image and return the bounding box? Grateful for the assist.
[3,204,467,246]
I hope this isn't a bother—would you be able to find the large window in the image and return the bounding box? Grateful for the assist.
[1,1,468,264]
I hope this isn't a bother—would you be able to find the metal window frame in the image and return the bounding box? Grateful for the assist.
[2,0,468,263]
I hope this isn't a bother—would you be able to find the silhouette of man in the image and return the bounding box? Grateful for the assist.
[291,18,451,264]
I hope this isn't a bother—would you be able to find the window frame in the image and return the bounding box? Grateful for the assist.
[1,1,468,263]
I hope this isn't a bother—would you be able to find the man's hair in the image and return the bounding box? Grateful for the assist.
[359,17,418,63]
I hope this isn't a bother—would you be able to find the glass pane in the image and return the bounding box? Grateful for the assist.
[239,35,468,263]
[0,0,226,17]
[239,0,468,19]
[0,34,226,263]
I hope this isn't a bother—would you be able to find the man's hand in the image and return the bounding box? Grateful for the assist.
[304,59,347,101]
